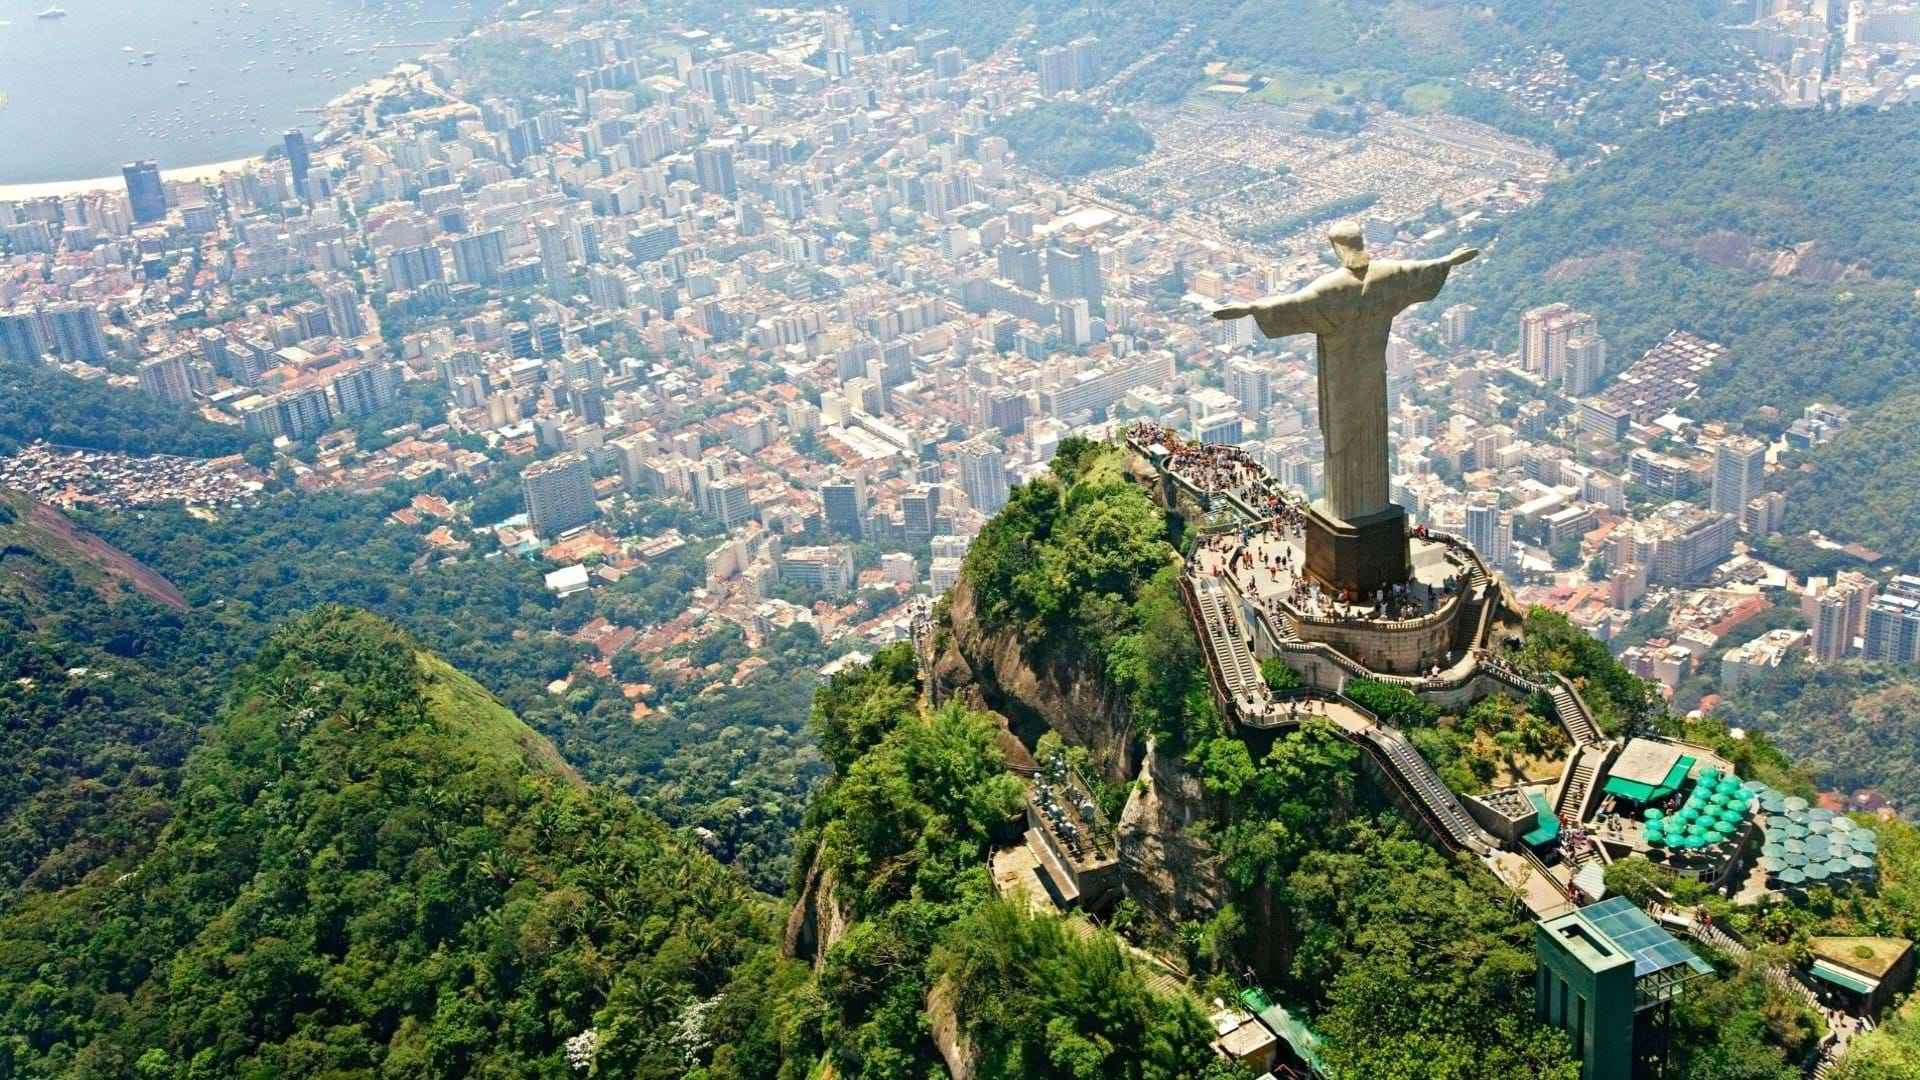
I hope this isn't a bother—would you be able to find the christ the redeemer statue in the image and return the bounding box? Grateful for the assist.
[1214,222,1477,593]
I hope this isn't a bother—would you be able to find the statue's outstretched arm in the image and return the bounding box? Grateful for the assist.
[1211,288,1334,339]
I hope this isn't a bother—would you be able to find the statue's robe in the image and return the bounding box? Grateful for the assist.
[1245,257,1454,523]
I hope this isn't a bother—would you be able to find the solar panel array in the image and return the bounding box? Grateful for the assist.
[1583,896,1713,978]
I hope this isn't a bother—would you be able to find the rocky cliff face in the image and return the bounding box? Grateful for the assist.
[926,981,977,1079]
[933,569,1248,949]
[783,849,852,969]
[933,575,1140,784]
[1114,739,1222,923]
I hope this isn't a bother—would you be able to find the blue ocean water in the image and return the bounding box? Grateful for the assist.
[0,0,498,184]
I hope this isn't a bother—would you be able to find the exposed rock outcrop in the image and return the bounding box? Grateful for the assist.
[783,849,852,969]
[1115,739,1222,923]
[926,980,978,1079]
[934,576,1140,783]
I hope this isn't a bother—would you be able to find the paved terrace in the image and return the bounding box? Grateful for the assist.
[1186,572,1500,861]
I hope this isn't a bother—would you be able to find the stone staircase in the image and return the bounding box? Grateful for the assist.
[1193,576,1266,716]
[1456,561,1493,651]
[1548,676,1602,746]
[1366,723,1496,856]
[1555,746,1602,823]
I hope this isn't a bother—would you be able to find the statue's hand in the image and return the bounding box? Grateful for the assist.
[1212,305,1250,320]
[1446,247,1480,267]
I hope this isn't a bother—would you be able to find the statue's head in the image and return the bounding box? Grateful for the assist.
[1328,221,1369,274]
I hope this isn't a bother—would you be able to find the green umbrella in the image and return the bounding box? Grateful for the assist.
[1759,856,1785,872]
[1645,808,1665,821]
[1831,817,1856,833]
[1777,867,1806,885]
[1699,768,1721,782]
[1825,858,1853,876]
[1678,808,1698,823]
[1804,863,1831,881]
[1761,843,1785,858]
[1848,854,1876,870]
[1720,808,1743,825]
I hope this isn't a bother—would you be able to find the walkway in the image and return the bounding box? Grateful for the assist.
[1189,568,1498,858]
[1654,907,1867,1077]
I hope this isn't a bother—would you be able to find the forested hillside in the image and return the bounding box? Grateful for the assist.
[0,608,801,1077]
[0,364,262,460]
[1457,105,1920,562]
[1712,660,1920,820]
[79,488,824,894]
[0,491,209,901]
[1778,391,1920,568]
[1462,105,1920,416]
[989,101,1155,178]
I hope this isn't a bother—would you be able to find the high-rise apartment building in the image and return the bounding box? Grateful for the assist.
[1464,498,1513,568]
[1519,302,1600,390]
[902,483,942,539]
[46,302,109,362]
[523,454,599,538]
[1564,334,1607,396]
[1226,358,1273,414]
[1037,46,1075,95]
[821,473,868,539]
[1863,576,1920,664]
[706,477,756,528]
[956,439,1008,515]
[1806,571,1876,662]
[332,362,403,419]
[0,307,48,363]
[1046,242,1103,308]
[1036,36,1101,94]
[242,385,335,442]
[122,160,166,224]
[283,130,313,200]
[451,229,508,285]
[693,140,738,198]
[136,352,193,406]
[321,280,366,340]
[383,244,446,293]
[1711,436,1767,520]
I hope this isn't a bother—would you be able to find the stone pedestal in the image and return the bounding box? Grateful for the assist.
[1304,503,1410,596]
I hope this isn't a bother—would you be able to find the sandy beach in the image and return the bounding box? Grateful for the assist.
[0,156,264,202]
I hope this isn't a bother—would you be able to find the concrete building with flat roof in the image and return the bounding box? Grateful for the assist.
[522,454,598,539]
[1536,896,1711,1080]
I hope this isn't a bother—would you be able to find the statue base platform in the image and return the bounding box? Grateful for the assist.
[1304,503,1410,597]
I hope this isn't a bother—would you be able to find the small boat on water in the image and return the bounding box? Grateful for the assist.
[38,7,68,20]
